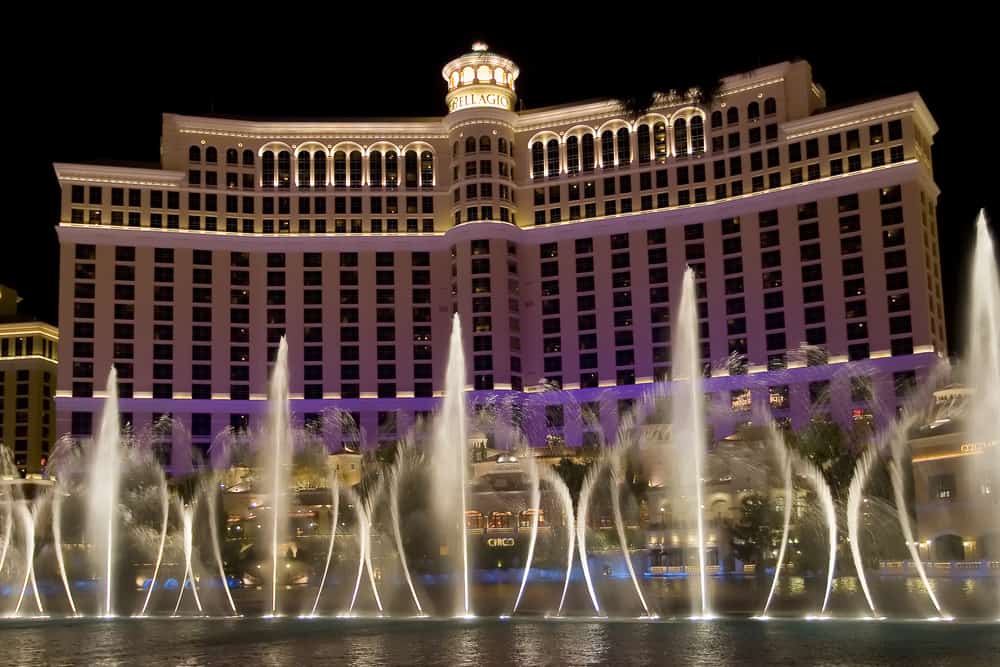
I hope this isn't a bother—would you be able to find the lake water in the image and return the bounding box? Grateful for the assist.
[0,616,996,666]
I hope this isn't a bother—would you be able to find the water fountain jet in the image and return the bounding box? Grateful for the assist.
[511,452,540,616]
[431,314,471,616]
[266,339,292,617]
[172,503,203,617]
[671,268,711,618]
[51,487,78,615]
[140,480,170,617]
[86,367,121,617]
[310,472,340,616]
[13,500,42,616]
[204,476,239,616]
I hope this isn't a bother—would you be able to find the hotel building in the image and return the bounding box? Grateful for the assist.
[54,44,945,473]
[906,387,999,562]
[0,286,58,475]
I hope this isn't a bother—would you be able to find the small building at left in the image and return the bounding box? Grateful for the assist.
[0,286,58,476]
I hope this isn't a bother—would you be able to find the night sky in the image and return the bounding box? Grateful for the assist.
[9,16,995,357]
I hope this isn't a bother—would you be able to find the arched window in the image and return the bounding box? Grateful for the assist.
[637,124,651,164]
[747,101,760,120]
[277,151,290,188]
[690,116,705,153]
[188,145,201,162]
[582,134,595,171]
[531,142,544,178]
[313,151,326,187]
[404,150,418,188]
[497,137,507,154]
[297,152,311,187]
[764,97,777,116]
[546,139,559,176]
[242,149,254,166]
[205,146,217,163]
[566,136,579,173]
[653,122,667,162]
[226,148,238,164]
[727,107,739,125]
[465,511,485,530]
[385,151,398,187]
[465,137,477,154]
[479,135,491,152]
[616,127,631,165]
[349,151,362,187]
[420,151,434,187]
[333,151,347,187]
[711,111,723,129]
[262,151,275,186]
[601,130,615,167]
[369,150,383,187]
[674,118,688,155]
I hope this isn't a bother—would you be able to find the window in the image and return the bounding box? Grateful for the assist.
[531,142,544,177]
[888,119,903,141]
[601,130,614,166]
[932,474,955,500]
[578,133,595,171]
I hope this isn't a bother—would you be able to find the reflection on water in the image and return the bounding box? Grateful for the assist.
[510,622,546,665]
[0,618,996,666]
[556,623,610,664]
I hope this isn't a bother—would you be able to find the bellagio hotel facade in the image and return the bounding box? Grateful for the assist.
[54,44,946,470]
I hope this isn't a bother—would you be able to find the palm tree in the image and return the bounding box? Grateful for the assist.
[613,76,725,121]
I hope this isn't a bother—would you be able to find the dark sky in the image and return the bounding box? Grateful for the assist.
[8,14,995,357]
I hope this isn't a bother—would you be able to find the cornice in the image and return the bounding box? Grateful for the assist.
[53,163,182,187]
[784,93,938,139]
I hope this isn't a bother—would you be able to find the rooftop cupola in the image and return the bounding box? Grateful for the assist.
[442,42,519,114]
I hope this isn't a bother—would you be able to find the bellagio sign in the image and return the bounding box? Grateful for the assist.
[448,86,512,113]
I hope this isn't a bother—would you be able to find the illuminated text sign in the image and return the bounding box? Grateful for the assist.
[487,537,515,548]
[448,86,511,112]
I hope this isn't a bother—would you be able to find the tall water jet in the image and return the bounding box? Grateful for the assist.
[51,487,78,615]
[791,449,838,615]
[672,268,711,618]
[536,464,576,616]
[140,480,170,617]
[86,367,121,617]
[888,454,946,617]
[172,503,203,616]
[575,460,605,615]
[846,445,880,616]
[13,500,42,616]
[964,211,999,614]
[0,496,11,580]
[387,445,423,615]
[204,477,238,616]
[266,338,292,616]
[347,486,367,614]
[511,453,541,616]
[310,473,340,616]
[760,424,793,618]
[431,314,470,616]
[361,493,384,614]
[609,452,651,617]
[347,486,382,614]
